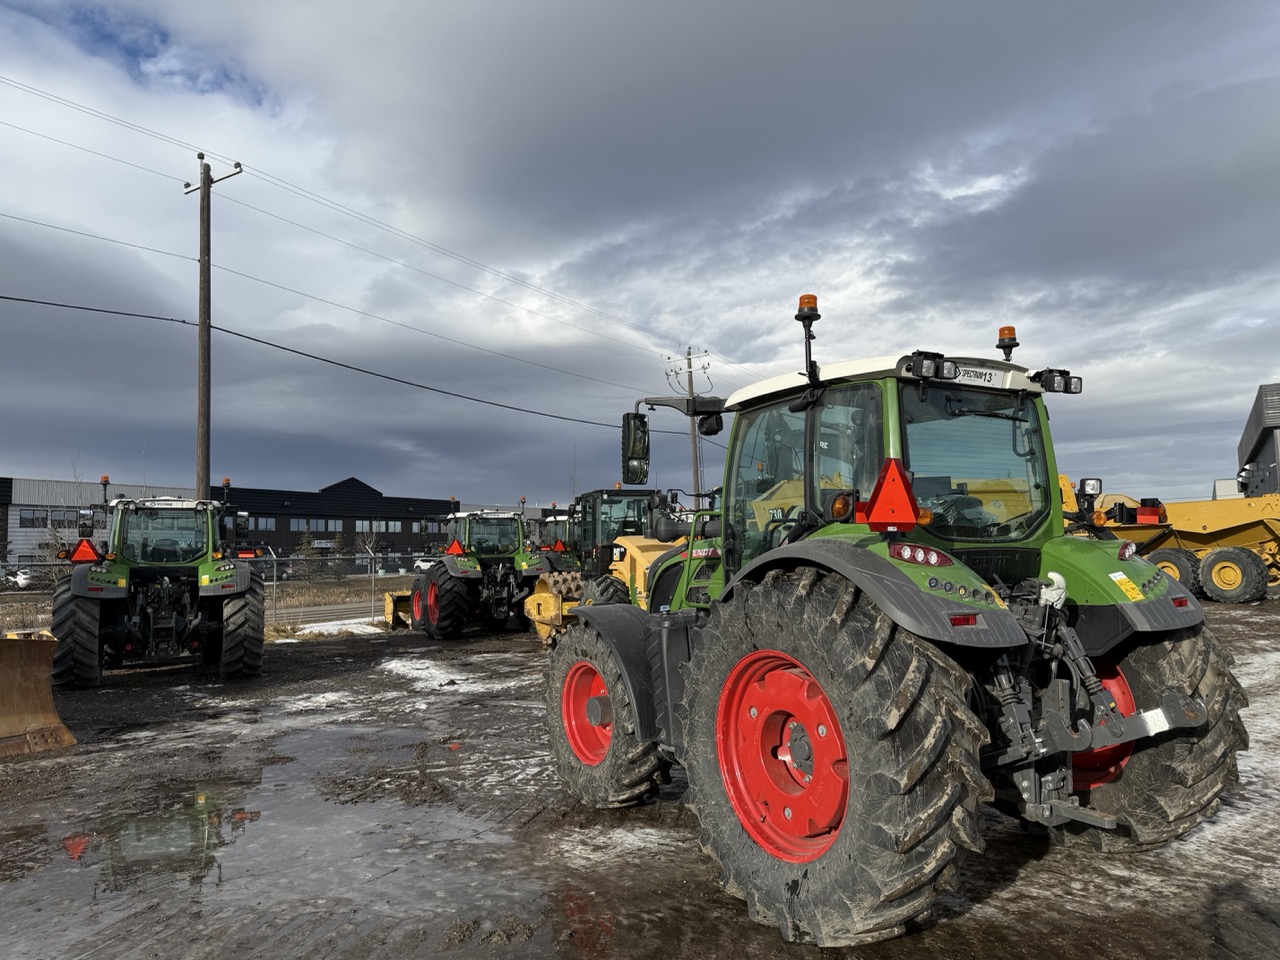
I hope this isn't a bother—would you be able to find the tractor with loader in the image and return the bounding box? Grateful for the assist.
[50,477,265,688]
[524,486,679,643]
[543,295,1248,947]
[407,503,549,639]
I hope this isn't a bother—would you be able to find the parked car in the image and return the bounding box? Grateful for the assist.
[2,567,32,590]
[413,557,435,572]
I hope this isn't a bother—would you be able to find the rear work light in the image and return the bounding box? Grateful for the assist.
[890,543,954,567]
[1032,368,1083,394]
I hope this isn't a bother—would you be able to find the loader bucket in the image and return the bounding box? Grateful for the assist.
[0,630,76,758]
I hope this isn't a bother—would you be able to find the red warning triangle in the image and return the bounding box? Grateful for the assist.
[68,539,101,564]
[862,459,919,532]
[445,539,465,556]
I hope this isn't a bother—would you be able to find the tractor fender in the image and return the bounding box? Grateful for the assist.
[435,555,482,579]
[571,603,662,741]
[65,563,128,600]
[726,538,1027,649]
[198,563,255,598]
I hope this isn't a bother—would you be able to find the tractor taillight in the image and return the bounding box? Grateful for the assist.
[1117,541,1138,561]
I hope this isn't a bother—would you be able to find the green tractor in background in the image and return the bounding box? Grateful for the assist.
[544,295,1248,947]
[51,478,265,687]
[409,503,549,640]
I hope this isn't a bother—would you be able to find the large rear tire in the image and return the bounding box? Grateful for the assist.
[425,567,469,640]
[221,572,265,678]
[1200,547,1268,603]
[544,623,665,807]
[1056,625,1248,850]
[410,577,428,631]
[1146,547,1202,597]
[51,576,103,688]
[681,568,990,946]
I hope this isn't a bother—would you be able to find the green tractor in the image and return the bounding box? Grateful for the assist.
[51,479,264,687]
[409,504,549,639]
[523,487,665,643]
[544,295,1248,946]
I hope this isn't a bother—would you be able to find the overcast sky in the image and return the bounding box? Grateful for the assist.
[1,1,1277,510]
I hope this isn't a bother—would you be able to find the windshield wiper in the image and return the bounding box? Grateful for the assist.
[946,406,1027,422]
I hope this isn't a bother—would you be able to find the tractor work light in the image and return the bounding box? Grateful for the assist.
[1078,478,1103,497]
[904,351,960,381]
[1117,540,1138,561]
[1032,368,1083,394]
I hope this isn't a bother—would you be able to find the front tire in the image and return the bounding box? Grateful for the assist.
[51,576,103,688]
[544,623,665,807]
[1056,625,1248,850]
[580,575,628,607]
[681,568,990,946]
[221,572,265,678]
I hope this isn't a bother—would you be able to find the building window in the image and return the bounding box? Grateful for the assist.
[289,518,307,532]
[251,517,276,532]
[387,520,401,533]
[19,509,48,528]
[50,509,79,529]
[355,520,371,533]
[411,521,421,534]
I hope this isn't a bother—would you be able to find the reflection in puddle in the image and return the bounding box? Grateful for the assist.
[60,788,261,895]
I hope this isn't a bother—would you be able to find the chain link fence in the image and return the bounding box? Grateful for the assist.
[1,556,420,631]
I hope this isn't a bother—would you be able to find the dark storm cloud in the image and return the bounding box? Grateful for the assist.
[3,1,1278,504]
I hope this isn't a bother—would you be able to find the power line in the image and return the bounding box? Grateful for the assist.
[0,210,653,394]
[0,73,760,386]
[0,293,691,435]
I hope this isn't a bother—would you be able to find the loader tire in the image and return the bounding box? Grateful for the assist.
[424,567,469,640]
[1055,624,1248,851]
[221,572,265,678]
[1200,547,1268,604]
[545,622,664,807]
[681,568,991,947]
[1146,547,1202,597]
[51,576,103,689]
[579,575,628,607]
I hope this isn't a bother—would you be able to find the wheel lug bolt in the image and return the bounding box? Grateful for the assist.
[749,706,757,719]
[784,807,793,820]
[816,724,827,737]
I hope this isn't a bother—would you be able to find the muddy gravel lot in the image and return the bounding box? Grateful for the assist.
[1,604,1277,960]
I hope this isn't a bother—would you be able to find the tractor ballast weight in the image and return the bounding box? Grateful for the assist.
[50,478,265,688]
[543,297,1248,947]
[0,630,76,757]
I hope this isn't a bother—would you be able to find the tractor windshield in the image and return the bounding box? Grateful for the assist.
[468,516,520,553]
[900,384,1051,541]
[598,495,649,541]
[118,507,210,563]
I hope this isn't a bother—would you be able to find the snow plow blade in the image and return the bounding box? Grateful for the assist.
[0,630,76,758]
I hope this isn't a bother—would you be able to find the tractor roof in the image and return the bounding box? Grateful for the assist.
[724,353,1038,411]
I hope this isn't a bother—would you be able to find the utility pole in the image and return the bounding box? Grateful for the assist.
[184,153,241,499]
[666,347,710,497]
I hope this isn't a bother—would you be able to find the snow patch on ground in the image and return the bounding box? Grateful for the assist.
[553,826,696,871]
[379,655,537,696]
[296,620,384,638]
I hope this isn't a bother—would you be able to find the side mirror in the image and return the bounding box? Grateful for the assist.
[78,509,95,539]
[234,512,250,538]
[622,413,650,485]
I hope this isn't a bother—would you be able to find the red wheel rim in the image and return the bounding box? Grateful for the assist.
[716,650,848,862]
[1073,660,1137,789]
[412,588,423,621]
[427,580,440,624]
[563,661,611,765]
